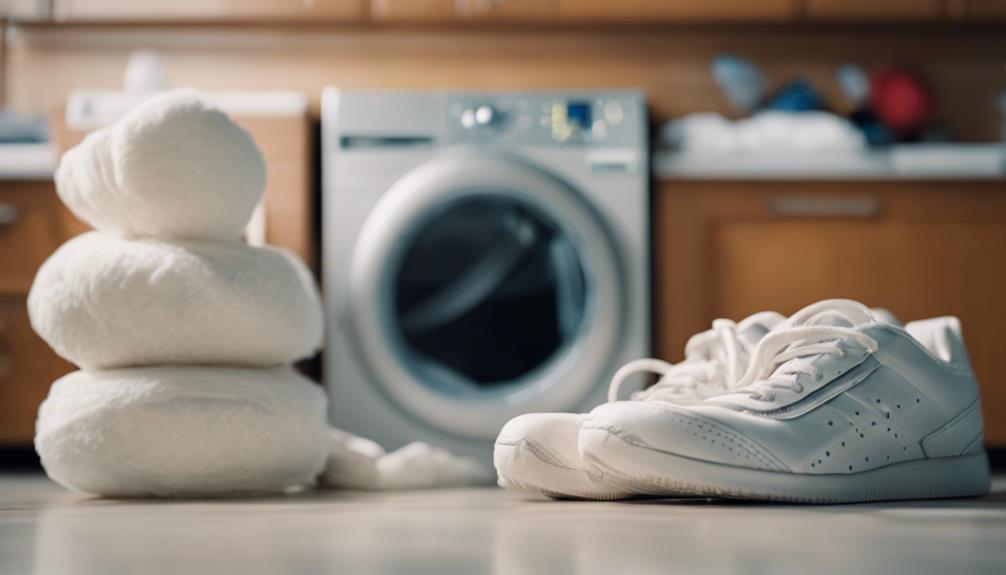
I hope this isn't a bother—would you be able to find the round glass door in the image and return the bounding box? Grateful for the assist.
[393,195,587,397]
[348,153,625,439]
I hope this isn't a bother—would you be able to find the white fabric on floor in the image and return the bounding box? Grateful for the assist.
[322,429,495,490]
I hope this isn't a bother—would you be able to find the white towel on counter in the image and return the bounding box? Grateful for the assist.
[28,231,322,369]
[35,367,329,498]
[322,429,495,490]
[661,111,866,154]
[56,89,265,241]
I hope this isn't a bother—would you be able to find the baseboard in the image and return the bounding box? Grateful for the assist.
[987,447,1006,471]
[0,447,41,472]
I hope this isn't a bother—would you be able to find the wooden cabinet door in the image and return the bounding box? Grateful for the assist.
[965,0,1006,20]
[372,0,557,21]
[0,297,75,445]
[803,0,946,20]
[0,183,78,296]
[53,0,364,22]
[558,0,796,21]
[655,180,1006,444]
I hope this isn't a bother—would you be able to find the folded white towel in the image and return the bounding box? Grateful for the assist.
[28,231,322,369]
[322,430,495,490]
[661,111,866,154]
[35,367,329,497]
[56,89,265,241]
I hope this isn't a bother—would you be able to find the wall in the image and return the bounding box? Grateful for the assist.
[7,23,1006,140]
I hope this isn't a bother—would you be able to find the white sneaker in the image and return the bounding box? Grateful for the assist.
[494,311,784,499]
[580,299,991,503]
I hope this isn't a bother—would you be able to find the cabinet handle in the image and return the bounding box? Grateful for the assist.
[0,203,19,226]
[0,320,7,377]
[768,196,879,218]
[458,0,504,14]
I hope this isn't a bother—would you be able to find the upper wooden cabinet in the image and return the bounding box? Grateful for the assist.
[965,0,1006,20]
[52,0,365,22]
[558,0,797,21]
[654,180,1006,444]
[31,0,1006,23]
[371,0,557,21]
[803,0,945,20]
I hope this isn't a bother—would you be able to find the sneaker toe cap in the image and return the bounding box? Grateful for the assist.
[495,412,585,471]
[582,401,786,472]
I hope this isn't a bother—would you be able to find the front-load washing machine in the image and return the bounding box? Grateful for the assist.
[322,89,649,463]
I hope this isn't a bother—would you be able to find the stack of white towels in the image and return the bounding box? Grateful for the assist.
[29,90,490,497]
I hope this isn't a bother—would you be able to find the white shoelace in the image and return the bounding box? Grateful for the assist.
[735,325,879,402]
[607,319,747,403]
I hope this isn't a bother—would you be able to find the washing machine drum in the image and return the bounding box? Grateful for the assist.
[348,154,625,439]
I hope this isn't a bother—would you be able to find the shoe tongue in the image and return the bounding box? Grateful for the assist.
[787,299,876,329]
[871,308,903,327]
[738,322,772,349]
[736,311,786,349]
[768,309,862,380]
[803,309,857,328]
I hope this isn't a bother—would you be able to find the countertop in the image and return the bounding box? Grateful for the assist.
[0,143,57,181]
[2,474,1006,575]
[654,144,1006,181]
[5,143,1005,183]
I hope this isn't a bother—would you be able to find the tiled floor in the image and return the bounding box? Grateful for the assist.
[2,474,1005,574]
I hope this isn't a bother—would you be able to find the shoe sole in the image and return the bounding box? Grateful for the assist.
[580,426,991,504]
[493,439,631,501]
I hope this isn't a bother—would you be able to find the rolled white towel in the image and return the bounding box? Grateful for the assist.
[35,367,329,497]
[28,231,322,369]
[56,89,265,241]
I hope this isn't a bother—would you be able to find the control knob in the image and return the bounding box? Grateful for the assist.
[461,104,497,129]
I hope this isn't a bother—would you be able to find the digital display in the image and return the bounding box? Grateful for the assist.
[566,102,592,130]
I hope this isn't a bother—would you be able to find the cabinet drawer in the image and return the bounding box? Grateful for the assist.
[0,183,77,296]
[966,0,1006,20]
[372,0,558,21]
[655,181,1006,445]
[803,0,945,20]
[54,0,364,22]
[0,296,75,445]
[559,0,796,21]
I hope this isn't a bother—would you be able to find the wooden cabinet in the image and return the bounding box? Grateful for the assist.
[0,181,82,446]
[0,181,78,445]
[52,0,364,22]
[372,0,557,21]
[655,180,1006,444]
[558,0,797,21]
[965,0,1006,20]
[803,0,945,20]
[0,296,75,445]
[238,115,315,270]
[0,183,77,295]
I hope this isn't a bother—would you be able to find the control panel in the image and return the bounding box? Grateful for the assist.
[446,92,642,147]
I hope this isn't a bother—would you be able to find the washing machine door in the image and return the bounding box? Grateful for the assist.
[348,153,625,439]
